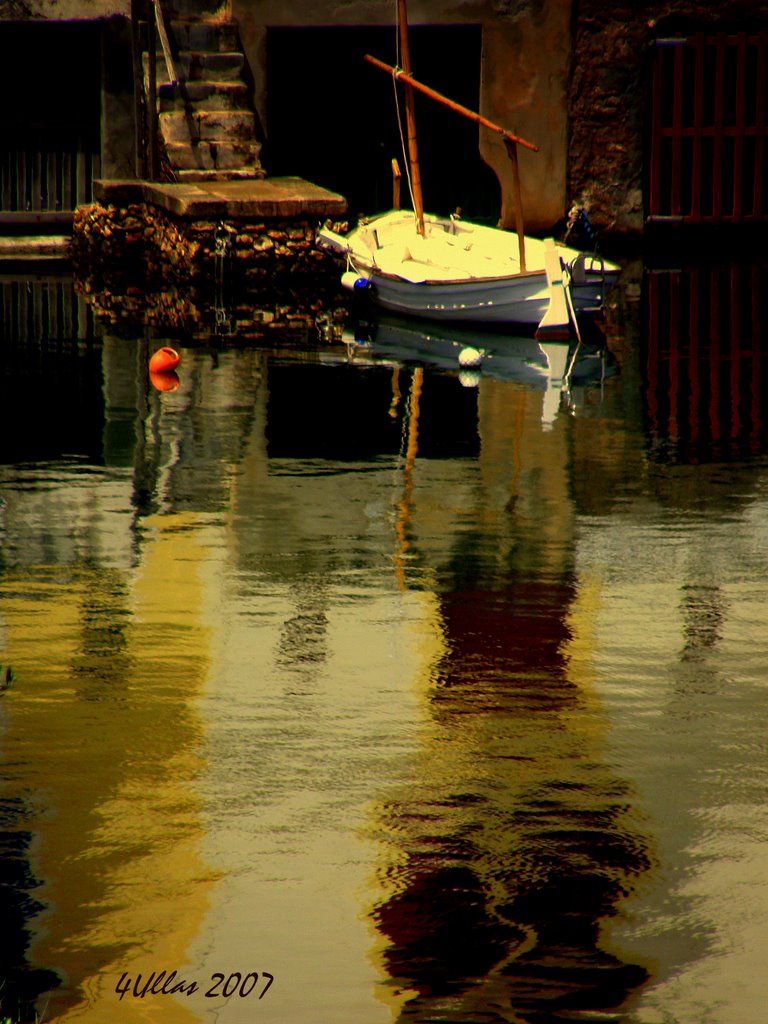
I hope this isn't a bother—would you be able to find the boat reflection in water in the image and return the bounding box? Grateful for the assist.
[338,313,615,429]
[338,326,652,1023]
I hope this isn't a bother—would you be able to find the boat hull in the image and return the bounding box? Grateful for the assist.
[320,210,620,328]
[362,269,612,325]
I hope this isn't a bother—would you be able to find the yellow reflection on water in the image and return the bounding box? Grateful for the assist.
[1,511,214,1022]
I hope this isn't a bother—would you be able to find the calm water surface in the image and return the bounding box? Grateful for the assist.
[1,262,768,1024]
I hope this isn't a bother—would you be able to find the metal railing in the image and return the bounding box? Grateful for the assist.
[131,0,179,181]
[0,132,100,227]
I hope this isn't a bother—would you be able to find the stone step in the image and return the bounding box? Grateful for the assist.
[161,0,229,20]
[159,109,256,144]
[168,19,240,51]
[174,168,266,182]
[142,8,264,179]
[164,139,264,172]
[145,50,245,84]
[159,80,250,113]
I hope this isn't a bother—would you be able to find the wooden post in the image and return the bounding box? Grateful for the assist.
[19,150,28,211]
[62,149,73,211]
[46,150,57,210]
[392,158,402,209]
[504,138,526,272]
[1,151,11,211]
[397,0,425,235]
[130,0,147,178]
[31,143,42,212]
[77,138,88,205]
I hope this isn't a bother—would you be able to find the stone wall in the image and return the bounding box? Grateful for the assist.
[0,0,128,17]
[70,201,350,337]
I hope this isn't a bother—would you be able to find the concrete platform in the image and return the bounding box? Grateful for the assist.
[93,176,347,219]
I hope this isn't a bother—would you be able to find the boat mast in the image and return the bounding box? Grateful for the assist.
[365,53,538,272]
[397,0,425,235]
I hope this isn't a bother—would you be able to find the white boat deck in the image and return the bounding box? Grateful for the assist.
[350,211,549,284]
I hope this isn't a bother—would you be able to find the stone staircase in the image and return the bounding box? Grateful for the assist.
[146,0,266,181]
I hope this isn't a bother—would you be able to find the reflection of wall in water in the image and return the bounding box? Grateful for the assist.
[0,807,61,1022]
[643,263,768,461]
[365,379,653,1022]
[0,274,100,462]
[0,409,217,1022]
[0,275,92,344]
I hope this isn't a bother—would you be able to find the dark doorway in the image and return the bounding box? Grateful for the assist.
[0,21,102,227]
[265,24,500,223]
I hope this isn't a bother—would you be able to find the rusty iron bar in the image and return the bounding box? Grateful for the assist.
[649,31,768,223]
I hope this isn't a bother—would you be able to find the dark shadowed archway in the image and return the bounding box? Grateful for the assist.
[264,24,501,223]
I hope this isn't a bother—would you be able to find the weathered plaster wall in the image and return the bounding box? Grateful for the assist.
[570,0,768,234]
[101,16,137,178]
[233,0,573,231]
[0,0,128,18]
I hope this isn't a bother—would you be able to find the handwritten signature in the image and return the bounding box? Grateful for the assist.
[115,970,274,1001]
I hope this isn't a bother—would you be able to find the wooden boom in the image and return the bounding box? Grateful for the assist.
[363,53,539,152]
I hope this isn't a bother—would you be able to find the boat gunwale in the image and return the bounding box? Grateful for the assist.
[349,262,546,288]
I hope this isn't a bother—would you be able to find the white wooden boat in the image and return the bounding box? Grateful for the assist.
[316,0,620,337]
[317,210,619,330]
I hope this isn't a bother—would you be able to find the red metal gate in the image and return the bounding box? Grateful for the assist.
[648,31,768,224]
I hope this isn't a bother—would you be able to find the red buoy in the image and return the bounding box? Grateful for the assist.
[149,347,181,374]
[150,369,181,393]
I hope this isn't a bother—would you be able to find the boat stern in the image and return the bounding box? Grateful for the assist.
[565,250,622,313]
